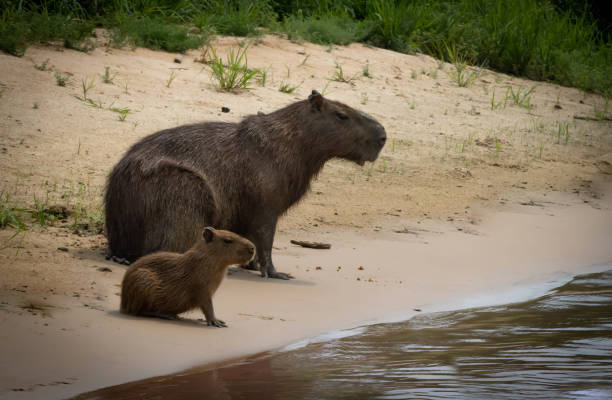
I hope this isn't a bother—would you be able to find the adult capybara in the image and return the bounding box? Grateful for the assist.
[120,227,255,327]
[105,90,386,279]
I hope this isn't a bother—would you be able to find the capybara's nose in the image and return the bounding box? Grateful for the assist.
[378,135,387,147]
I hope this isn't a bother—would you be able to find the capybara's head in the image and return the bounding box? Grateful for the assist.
[199,227,256,266]
[306,90,386,166]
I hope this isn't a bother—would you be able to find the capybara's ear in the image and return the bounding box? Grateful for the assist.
[308,90,323,110]
[203,227,215,243]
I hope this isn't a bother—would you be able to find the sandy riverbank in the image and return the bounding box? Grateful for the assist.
[1,33,612,399]
[2,185,612,400]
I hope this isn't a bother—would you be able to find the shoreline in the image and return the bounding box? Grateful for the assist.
[2,184,612,400]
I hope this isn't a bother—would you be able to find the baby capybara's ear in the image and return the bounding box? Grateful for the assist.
[308,90,324,110]
[203,227,215,243]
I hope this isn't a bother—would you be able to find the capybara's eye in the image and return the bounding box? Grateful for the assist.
[335,112,349,120]
[223,238,234,244]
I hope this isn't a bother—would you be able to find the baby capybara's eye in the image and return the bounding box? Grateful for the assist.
[223,238,234,244]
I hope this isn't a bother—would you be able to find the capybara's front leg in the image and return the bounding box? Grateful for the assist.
[200,295,226,328]
[252,217,294,280]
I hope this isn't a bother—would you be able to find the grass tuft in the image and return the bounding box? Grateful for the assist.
[279,81,301,93]
[208,45,259,91]
[54,72,68,87]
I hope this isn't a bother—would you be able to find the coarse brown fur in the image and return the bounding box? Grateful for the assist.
[105,91,386,279]
[120,227,255,327]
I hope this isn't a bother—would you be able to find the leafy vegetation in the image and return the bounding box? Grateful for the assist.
[1,0,611,94]
[208,45,260,90]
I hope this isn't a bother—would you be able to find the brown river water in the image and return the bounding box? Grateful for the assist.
[75,268,612,400]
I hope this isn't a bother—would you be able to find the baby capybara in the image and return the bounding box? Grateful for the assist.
[106,90,386,279]
[120,227,255,327]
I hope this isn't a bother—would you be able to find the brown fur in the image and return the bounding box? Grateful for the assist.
[105,91,386,279]
[120,227,255,327]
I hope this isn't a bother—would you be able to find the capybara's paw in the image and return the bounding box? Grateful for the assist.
[207,318,227,328]
[266,271,294,280]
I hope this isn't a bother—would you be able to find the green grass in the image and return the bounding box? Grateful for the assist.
[166,71,176,88]
[102,66,116,84]
[279,81,301,93]
[110,106,131,122]
[556,121,570,144]
[54,72,68,86]
[110,14,208,53]
[1,0,611,94]
[208,45,259,90]
[0,10,94,56]
[31,195,56,227]
[79,77,95,101]
[362,62,371,78]
[34,59,51,71]
[281,14,371,46]
[0,192,26,229]
[330,61,358,83]
[194,0,274,37]
[508,86,536,109]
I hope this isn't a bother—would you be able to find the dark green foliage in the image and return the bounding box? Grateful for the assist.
[0,17,29,55]
[195,0,276,37]
[110,14,207,52]
[0,0,610,93]
[282,14,371,45]
[0,8,94,55]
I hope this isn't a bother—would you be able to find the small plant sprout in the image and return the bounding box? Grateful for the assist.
[111,106,131,121]
[35,59,51,71]
[321,81,331,96]
[446,43,481,87]
[495,138,502,153]
[209,45,260,91]
[31,195,56,227]
[556,122,570,144]
[490,88,507,110]
[122,81,129,94]
[508,86,536,109]
[257,68,268,87]
[331,61,358,83]
[300,54,310,66]
[55,72,68,87]
[594,93,610,120]
[102,66,117,84]
[538,143,544,159]
[362,62,371,78]
[166,71,177,88]
[279,81,301,93]
[0,192,26,229]
[80,77,96,101]
[32,102,39,109]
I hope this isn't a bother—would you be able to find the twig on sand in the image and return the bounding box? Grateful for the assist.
[573,115,612,121]
[290,240,331,249]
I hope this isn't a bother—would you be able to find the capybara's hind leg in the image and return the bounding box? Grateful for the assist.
[140,161,220,255]
[141,311,179,320]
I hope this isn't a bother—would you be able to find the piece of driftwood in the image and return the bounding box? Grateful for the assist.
[290,240,331,249]
[574,115,612,121]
